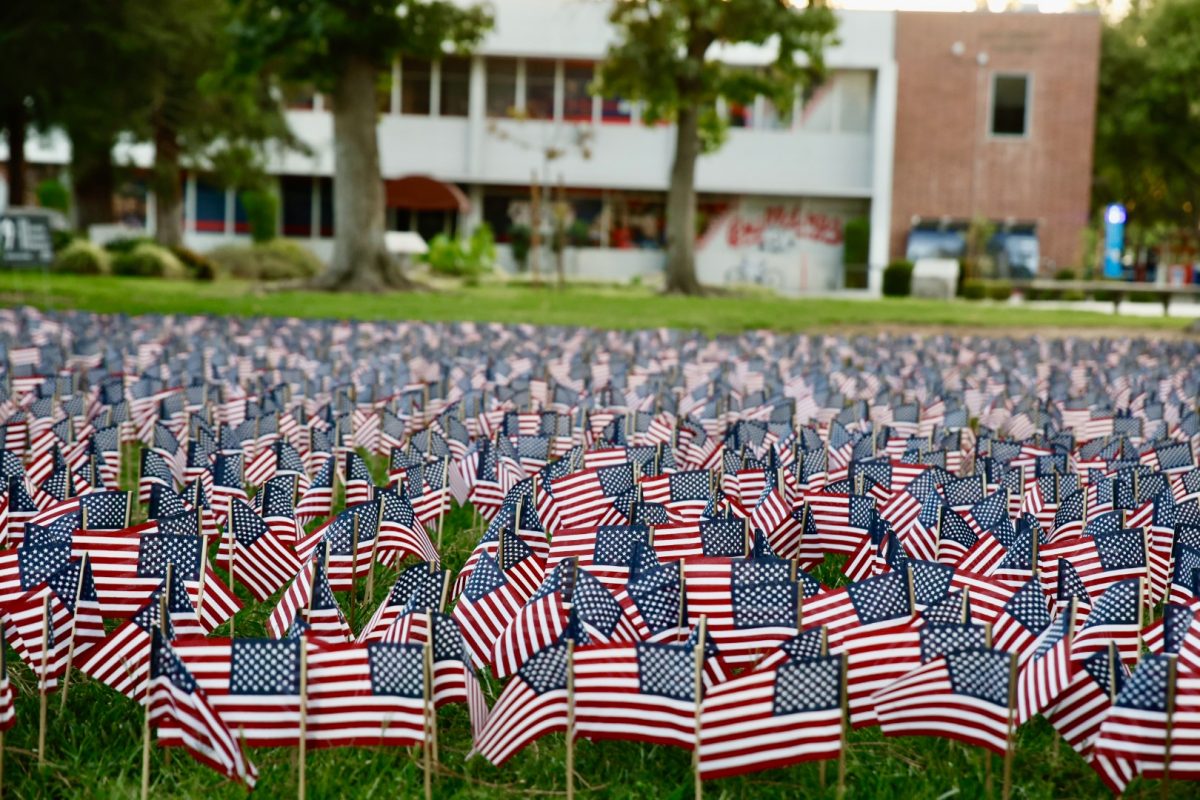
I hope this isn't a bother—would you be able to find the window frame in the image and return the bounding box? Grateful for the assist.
[988,72,1031,140]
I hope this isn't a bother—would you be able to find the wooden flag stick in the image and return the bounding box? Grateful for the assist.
[566,638,576,800]
[227,497,237,639]
[436,455,449,552]
[428,609,440,766]
[140,687,152,800]
[1002,650,1018,800]
[365,501,382,606]
[59,552,90,709]
[1163,655,1177,800]
[298,639,308,800]
[349,513,359,625]
[37,593,50,767]
[422,630,434,800]
[837,651,848,800]
[692,615,707,800]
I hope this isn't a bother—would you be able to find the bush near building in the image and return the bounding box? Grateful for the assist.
[111,243,188,279]
[961,279,986,300]
[882,259,913,296]
[208,240,323,281]
[52,240,111,275]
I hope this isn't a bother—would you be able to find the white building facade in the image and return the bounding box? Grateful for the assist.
[3,1,900,294]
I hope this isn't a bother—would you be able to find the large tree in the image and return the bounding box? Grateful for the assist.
[136,0,292,248]
[232,0,492,291]
[598,0,836,294]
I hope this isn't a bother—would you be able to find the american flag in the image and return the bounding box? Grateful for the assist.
[573,636,706,750]
[267,551,353,642]
[698,653,844,780]
[1015,604,1076,723]
[452,542,543,670]
[639,470,713,522]
[218,498,302,602]
[147,631,258,787]
[1096,654,1200,782]
[304,639,428,748]
[295,456,335,524]
[1040,528,1148,602]
[874,647,1016,755]
[166,637,302,748]
[1072,578,1141,666]
[990,576,1052,660]
[469,641,568,766]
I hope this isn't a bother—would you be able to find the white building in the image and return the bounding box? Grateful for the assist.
[7,0,901,293]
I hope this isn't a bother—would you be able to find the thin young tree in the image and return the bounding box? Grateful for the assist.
[598,0,837,294]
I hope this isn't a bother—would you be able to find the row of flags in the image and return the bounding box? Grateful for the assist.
[0,309,1197,795]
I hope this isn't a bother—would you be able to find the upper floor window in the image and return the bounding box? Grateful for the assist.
[563,62,594,123]
[440,57,470,117]
[401,58,432,115]
[991,74,1029,137]
[487,58,518,118]
[525,59,556,120]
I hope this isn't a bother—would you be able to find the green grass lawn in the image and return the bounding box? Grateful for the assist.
[0,273,1191,335]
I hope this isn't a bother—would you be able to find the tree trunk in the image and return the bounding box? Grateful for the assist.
[152,118,184,249]
[4,103,28,208]
[314,54,410,292]
[69,126,116,232]
[664,103,702,294]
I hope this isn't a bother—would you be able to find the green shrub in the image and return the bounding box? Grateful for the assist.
[171,246,219,281]
[568,219,591,248]
[1061,290,1086,301]
[881,260,914,297]
[1128,290,1160,303]
[1054,268,1077,281]
[1092,289,1116,302]
[987,280,1013,301]
[208,240,323,281]
[52,240,111,275]
[843,216,870,266]
[423,225,496,279]
[240,189,279,243]
[509,224,532,271]
[103,236,155,255]
[961,279,986,300]
[36,179,70,214]
[111,243,187,278]
[50,228,79,253]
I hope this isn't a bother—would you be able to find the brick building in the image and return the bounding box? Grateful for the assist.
[891,11,1101,275]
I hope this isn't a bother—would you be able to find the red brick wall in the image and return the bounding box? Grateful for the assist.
[891,12,1101,273]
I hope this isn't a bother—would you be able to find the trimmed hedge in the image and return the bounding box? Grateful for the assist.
[881,260,914,297]
[53,240,111,275]
[208,240,323,281]
[111,243,188,279]
[987,281,1013,302]
[171,246,219,281]
[961,279,986,300]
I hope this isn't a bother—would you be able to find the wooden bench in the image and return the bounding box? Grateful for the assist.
[1013,279,1200,315]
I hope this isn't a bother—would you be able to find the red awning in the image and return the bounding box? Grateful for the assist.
[384,175,470,212]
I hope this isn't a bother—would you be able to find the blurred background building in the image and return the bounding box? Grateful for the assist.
[0,0,1101,294]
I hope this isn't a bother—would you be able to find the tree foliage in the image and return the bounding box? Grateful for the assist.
[1094,0,1200,241]
[230,0,492,88]
[597,0,838,150]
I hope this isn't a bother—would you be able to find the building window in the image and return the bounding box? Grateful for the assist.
[562,62,593,123]
[280,176,312,237]
[525,59,556,120]
[440,57,470,117]
[837,71,874,133]
[194,178,226,233]
[487,58,518,118]
[991,74,1029,137]
[400,58,432,115]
